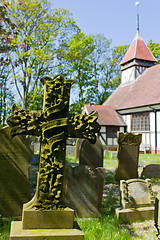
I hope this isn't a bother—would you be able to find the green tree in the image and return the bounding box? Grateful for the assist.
[147,40,160,64]
[0,62,14,127]
[88,36,129,105]
[0,2,15,126]
[59,33,129,111]
[5,0,77,109]
[88,34,112,104]
[58,31,94,113]
[111,45,129,86]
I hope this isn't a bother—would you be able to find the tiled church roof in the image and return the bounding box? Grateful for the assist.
[83,105,126,126]
[120,31,156,65]
[103,64,160,111]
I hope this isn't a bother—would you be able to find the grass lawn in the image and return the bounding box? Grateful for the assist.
[76,151,160,240]
[0,151,160,239]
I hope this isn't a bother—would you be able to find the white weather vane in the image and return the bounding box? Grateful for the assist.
[135,1,140,6]
[135,1,140,32]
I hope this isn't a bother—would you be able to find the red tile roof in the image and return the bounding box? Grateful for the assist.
[103,64,160,110]
[83,104,126,126]
[120,31,156,65]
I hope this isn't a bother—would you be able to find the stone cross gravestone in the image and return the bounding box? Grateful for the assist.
[0,126,32,217]
[114,132,142,182]
[114,179,154,222]
[8,74,100,239]
[77,136,103,168]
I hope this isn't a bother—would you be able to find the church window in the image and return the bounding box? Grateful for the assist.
[131,113,150,131]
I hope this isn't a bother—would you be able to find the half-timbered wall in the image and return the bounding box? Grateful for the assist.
[122,112,160,153]
[99,125,125,148]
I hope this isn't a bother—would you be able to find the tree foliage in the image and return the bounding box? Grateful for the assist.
[1,1,160,118]
[0,2,16,126]
[3,0,78,109]
[147,40,160,64]
[68,34,129,112]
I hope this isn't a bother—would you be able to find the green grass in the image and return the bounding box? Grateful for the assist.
[1,151,160,239]
[0,218,13,240]
[75,151,160,240]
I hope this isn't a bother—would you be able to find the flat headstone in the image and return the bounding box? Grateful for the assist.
[0,126,33,217]
[63,165,105,217]
[141,164,160,178]
[121,179,154,208]
[113,178,154,222]
[114,132,142,182]
[78,137,103,168]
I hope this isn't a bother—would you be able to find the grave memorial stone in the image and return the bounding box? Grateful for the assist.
[75,138,83,159]
[8,74,100,239]
[0,126,32,217]
[78,136,103,168]
[63,165,104,217]
[141,164,160,178]
[114,179,154,222]
[155,192,160,238]
[114,132,142,182]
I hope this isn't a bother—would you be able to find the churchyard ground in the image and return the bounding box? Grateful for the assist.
[0,151,160,239]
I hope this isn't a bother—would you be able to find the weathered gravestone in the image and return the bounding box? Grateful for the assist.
[141,164,160,178]
[0,126,33,217]
[75,138,83,159]
[63,166,104,217]
[76,137,103,168]
[114,179,154,222]
[114,132,142,182]
[155,192,160,238]
[67,137,104,217]
[8,74,100,239]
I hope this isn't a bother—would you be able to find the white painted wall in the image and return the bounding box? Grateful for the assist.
[120,127,125,132]
[157,112,160,132]
[121,112,160,152]
[150,112,155,150]
[150,111,160,151]
[122,115,131,132]
[121,67,135,85]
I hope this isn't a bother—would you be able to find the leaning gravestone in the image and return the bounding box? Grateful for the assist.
[141,164,160,178]
[8,74,100,239]
[0,126,32,217]
[77,137,103,168]
[114,132,142,182]
[63,165,104,217]
[114,179,154,222]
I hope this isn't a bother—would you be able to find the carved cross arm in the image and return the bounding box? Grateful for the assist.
[67,111,100,143]
[7,104,43,138]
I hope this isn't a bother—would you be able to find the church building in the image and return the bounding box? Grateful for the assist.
[83,23,160,154]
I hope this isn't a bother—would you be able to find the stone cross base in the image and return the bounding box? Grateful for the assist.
[10,207,84,240]
[113,205,154,223]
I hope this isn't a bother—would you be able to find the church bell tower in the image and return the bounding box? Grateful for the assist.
[120,12,156,86]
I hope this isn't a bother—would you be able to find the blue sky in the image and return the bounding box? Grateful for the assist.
[51,0,160,47]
